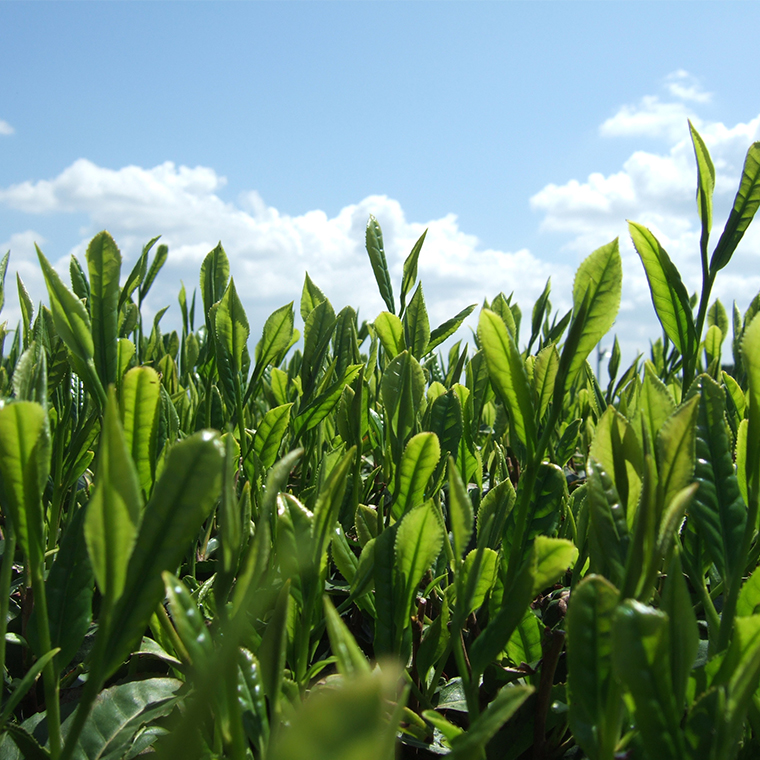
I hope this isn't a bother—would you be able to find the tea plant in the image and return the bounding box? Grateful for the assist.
[0,123,758,760]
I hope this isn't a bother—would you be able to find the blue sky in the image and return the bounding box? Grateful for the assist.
[2,1,760,365]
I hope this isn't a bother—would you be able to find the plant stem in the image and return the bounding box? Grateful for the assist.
[0,523,16,698]
[29,562,61,758]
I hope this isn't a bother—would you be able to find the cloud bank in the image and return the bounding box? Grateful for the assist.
[532,72,760,361]
[0,159,560,349]
[0,120,14,136]
[2,71,759,368]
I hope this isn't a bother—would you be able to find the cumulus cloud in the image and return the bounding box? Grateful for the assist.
[599,70,712,142]
[532,77,760,362]
[0,119,14,136]
[0,160,559,347]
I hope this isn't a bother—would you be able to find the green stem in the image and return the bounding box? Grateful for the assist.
[29,562,61,758]
[0,523,16,698]
[234,376,248,465]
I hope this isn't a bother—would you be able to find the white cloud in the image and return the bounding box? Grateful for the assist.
[600,70,711,142]
[533,92,760,363]
[665,70,712,104]
[0,120,14,136]
[0,161,560,348]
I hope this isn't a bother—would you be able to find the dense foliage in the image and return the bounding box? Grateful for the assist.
[0,124,759,760]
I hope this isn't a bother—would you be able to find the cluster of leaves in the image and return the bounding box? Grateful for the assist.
[0,123,759,760]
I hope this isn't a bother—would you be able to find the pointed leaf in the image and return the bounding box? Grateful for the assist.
[365,215,395,314]
[0,402,50,568]
[612,600,687,760]
[478,308,536,457]
[402,283,430,358]
[373,312,405,358]
[215,278,250,373]
[394,502,445,628]
[85,389,142,604]
[120,367,161,501]
[690,375,747,582]
[566,575,621,760]
[86,231,122,389]
[629,222,696,357]
[563,239,623,392]
[656,395,699,517]
[301,272,327,321]
[711,141,760,273]
[393,433,441,518]
[101,431,224,678]
[448,456,473,562]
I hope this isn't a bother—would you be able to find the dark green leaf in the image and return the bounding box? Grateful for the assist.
[86,231,122,389]
[101,431,223,678]
[365,215,395,314]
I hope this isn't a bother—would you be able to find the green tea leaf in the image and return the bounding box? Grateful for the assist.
[86,231,122,389]
[215,277,250,373]
[566,575,621,760]
[448,456,473,562]
[120,367,161,502]
[629,222,696,358]
[589,406,643,522]
[373,312,405,359]
[36,246,95,368]
[312,446,356,566]
[365,215,395,314]
[690,375,747,583]
[253,403,292,469]
[393,432,441,519]
[690,121,715,260]
[587,456,628,588]
[457,547,498,615]
[532,536,578,596]
[301,272,327,320]
[612,600,687,760]
[381,351,425,446]
[640,361,676,451]
[0,401,50,568]
[563,239,623,393]
[200,242,229,321]
[163,572,213,667]
[0,250,9,313]
[447,685,534,760]
[533,343,559,422]
[247,302,295,402]
[656,395,699,518]
[29,507,93,671]
[710,141,760,273]
[402,283,430,358]
[323,596,371,677]
[101,430,224,678]
[394,502,444,633]
[400,230,426,315]
[139,243,168,303]
[478,308,536,457]
[427,304,476,354]
[85,389,142,605]
[269,668,404,760]
[506,608,542,667]
[65,677,182,760]
[660,552,699,711]
[301,298,336,394]
[742,314,760,510]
